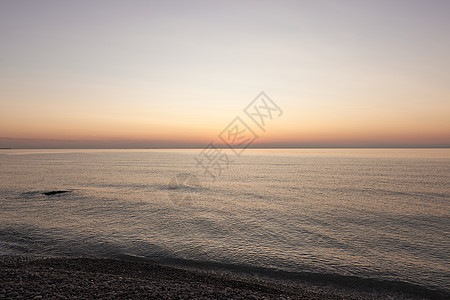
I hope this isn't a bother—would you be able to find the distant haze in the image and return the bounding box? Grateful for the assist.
[1,0,449,148]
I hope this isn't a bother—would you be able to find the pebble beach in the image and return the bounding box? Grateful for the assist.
[1,256,447,299]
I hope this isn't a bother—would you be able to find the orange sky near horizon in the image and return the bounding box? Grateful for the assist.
[1,1,449,148]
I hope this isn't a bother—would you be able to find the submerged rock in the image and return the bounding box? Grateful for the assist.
[42,191,71,196]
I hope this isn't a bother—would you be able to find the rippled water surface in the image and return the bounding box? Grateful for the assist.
[0,149,449,292]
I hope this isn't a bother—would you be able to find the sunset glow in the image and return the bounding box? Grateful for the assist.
[1,1,449,148]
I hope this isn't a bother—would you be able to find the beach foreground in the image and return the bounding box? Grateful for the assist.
[0,257,445,299]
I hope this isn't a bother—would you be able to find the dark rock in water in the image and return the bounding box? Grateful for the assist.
[42,191,71,196]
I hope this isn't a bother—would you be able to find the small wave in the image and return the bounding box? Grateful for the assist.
[127,255,449,299]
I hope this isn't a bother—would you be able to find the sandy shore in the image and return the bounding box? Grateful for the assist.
[0,256,446,299]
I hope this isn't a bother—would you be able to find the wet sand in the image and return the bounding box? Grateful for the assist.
[0,256,445,299]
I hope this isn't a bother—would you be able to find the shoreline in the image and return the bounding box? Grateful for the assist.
[1,256,447,299]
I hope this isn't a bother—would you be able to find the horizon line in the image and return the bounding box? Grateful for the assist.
[1,146,449,150]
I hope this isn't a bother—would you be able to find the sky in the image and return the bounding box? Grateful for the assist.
[1,0,449,148]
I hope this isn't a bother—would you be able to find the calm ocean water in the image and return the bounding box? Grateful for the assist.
[0,149,449,293]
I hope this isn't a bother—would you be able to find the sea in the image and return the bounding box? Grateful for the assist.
[0,149,449,295]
